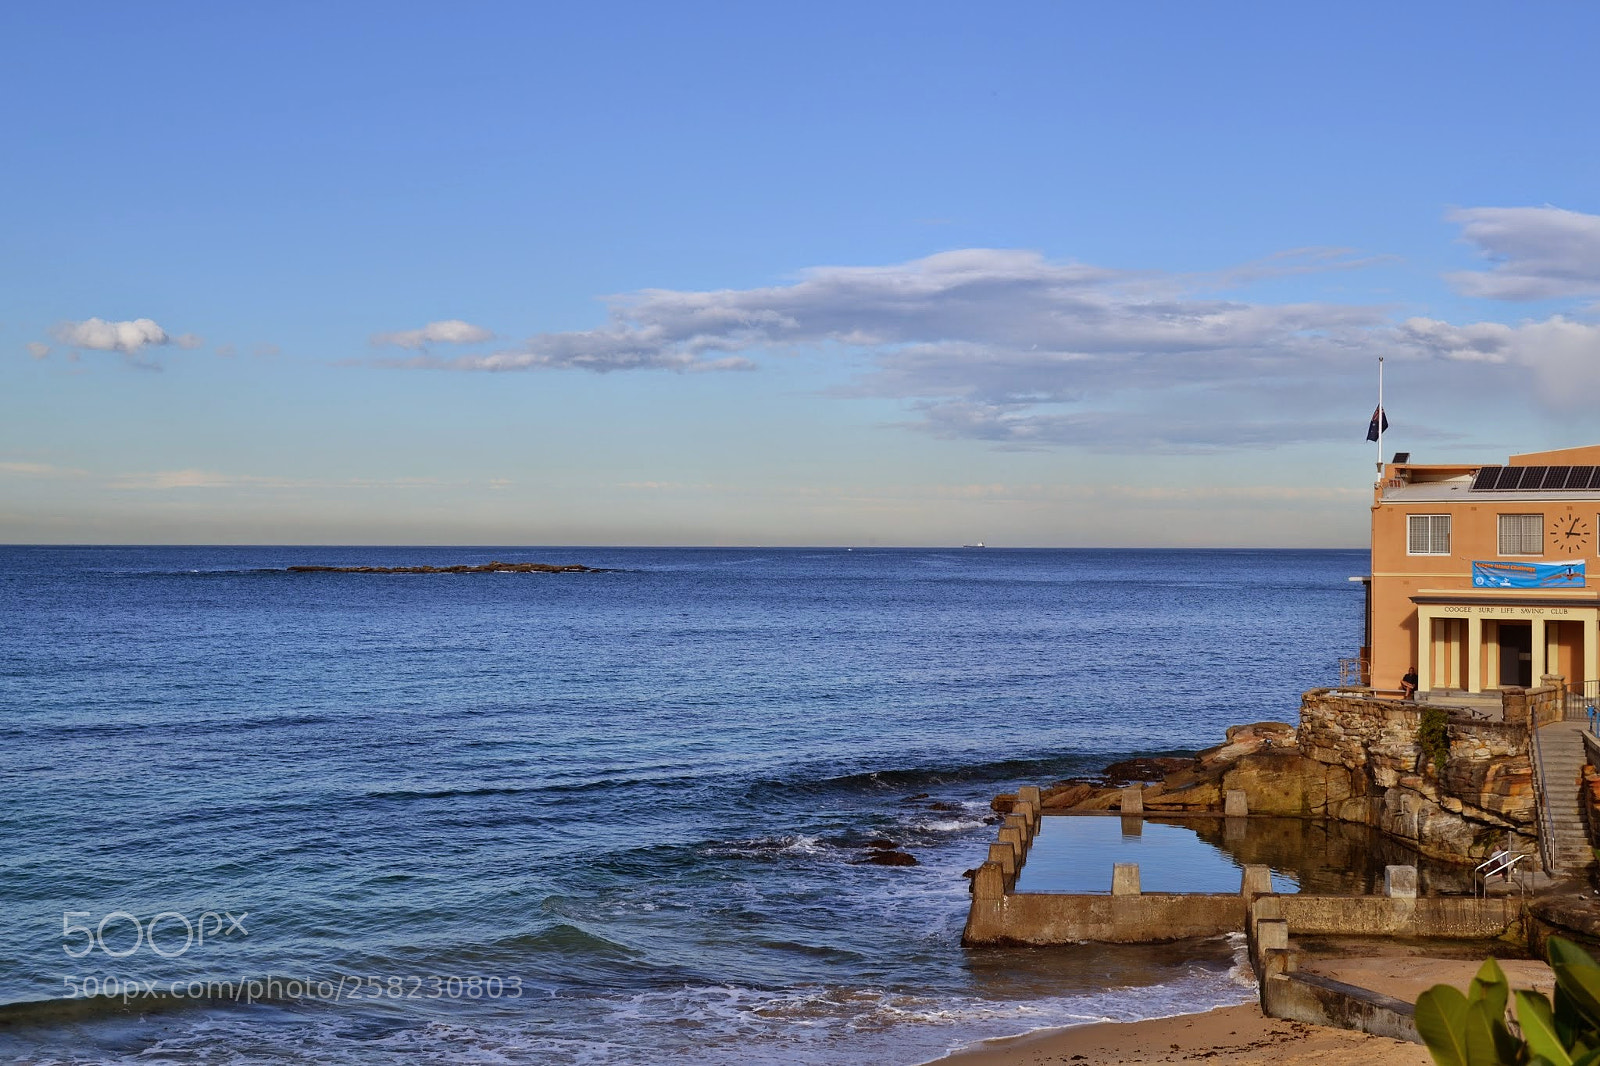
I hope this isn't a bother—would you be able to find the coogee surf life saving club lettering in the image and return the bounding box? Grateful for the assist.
[1472,560,1587,589]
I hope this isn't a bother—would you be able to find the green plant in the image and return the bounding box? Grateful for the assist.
[1419,705,1450,774]
[1416,938,1600,1065]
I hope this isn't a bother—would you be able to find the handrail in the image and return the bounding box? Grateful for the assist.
[1473,850,1509,876]
[1473,850,1529,898]
[1572,679,1600,731]
[1338,657,1369,688]
[1529,722,1559,875]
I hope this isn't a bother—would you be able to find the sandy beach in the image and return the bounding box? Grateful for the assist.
[926,952,1553,1066]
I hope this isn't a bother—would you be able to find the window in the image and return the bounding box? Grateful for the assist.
[1408,514,1451,555]
[1498,513,1543,555]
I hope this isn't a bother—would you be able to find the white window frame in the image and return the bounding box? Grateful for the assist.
[1497,513,1543,556]
[1407,514,1451,555]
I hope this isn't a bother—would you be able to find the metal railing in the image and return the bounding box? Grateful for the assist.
[1338,657,1369,689]
[1473,850,1530,901]
[1570,679,1600,731]
[1529,722,1559,874]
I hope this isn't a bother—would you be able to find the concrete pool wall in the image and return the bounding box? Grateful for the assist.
[962,800,1523,946]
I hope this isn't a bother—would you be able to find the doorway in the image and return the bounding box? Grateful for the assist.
[1498,622,1533,688]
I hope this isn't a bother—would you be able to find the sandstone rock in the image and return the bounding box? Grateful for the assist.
[1074,789,1123,812]
[1325,765,1354,804]
[1101,756,1196,785]
[1221,751,1316,816]
[1040,782,1097,810]
[1335,797,1372,823]
[991,690,1540,866]
[1225,721,1295,744]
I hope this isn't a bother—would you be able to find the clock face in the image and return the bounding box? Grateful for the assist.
[1549,509,1593,556]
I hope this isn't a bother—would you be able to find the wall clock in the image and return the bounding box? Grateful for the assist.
[1549,509,1593,556]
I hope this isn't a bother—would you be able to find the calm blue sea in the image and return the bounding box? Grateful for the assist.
[0,546,1366,1064]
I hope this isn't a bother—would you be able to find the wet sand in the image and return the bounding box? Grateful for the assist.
[925,950,1552,1065]
[923,1003,1428,1066]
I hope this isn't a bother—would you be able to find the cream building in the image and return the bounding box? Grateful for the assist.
[1370,444,1600,699]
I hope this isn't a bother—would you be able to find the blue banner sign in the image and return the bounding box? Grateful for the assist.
[1472,560,1586,588]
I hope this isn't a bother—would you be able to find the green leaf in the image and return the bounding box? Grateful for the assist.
[1571,1049,1600,1066]
[1418,985,1472,1066]
[1554,984,1587,1047]
[1463,999,1517,1065]
[1519,989,1573,1066]
[1551,938,1600,972]
[1473,958,1511,1022]
[1555,960,1600,1031]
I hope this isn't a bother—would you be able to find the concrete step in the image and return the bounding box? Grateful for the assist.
[1533,722,1594,877]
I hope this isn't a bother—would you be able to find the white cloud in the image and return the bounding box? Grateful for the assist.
[404,249,1389,385]
[615,478,1365,505]
[52,317,172,354]
[26,341,49,359]
[384,248,1394,448]
[905,400,1358,451]
[340,217,1600,448]
[1400,314,1600,406]
[0,460,88,478]
[371,319,495,349]
[1447,206,1600,301]
[108,469,445,491]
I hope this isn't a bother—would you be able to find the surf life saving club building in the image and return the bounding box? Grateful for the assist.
[1368,443,1600,699]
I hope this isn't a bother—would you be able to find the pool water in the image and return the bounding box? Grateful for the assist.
[1014,815,1467,895]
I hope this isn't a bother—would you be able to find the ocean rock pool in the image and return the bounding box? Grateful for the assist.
[1014,814,1474,895]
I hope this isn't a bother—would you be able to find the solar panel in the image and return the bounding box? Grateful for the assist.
[1493,466,1527,490]
[1471,466,1502,491]
[1457,463,1600,492]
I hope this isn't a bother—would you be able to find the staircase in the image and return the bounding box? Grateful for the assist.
[1533,719,1594,876]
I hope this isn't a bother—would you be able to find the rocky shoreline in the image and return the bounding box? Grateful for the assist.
[283,560,604,574]
[994,688,1542,865]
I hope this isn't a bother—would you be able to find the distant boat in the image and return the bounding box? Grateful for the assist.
[962,542,986,548]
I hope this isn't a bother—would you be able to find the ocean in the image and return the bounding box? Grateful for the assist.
[0,546,1366,1064]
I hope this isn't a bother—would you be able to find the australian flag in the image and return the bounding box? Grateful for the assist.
[1366,406,1389,442]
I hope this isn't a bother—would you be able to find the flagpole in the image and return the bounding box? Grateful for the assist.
[1376,356,1384,475]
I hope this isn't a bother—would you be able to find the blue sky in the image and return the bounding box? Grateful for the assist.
[6,2,1600,545]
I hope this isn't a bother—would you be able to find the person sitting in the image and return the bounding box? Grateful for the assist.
[1400,667,1418,700]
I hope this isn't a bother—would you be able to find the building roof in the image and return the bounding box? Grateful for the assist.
[1377,445,1600,503]
[1380,479,1600,503]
